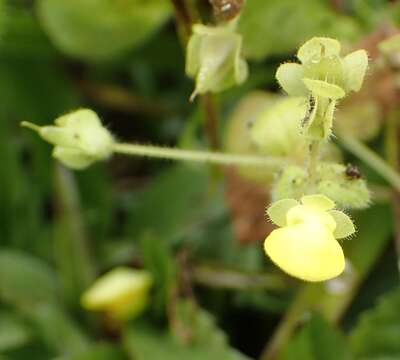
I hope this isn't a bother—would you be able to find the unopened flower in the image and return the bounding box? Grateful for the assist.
[22,109,114,169]
[276,37,368,139]
[186,23,248,100]
[264,194,355,282]
[81,267,153,321]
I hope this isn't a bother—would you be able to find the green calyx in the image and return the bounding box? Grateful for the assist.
[22,109,114,170]
[271,162,371,209]
[186,23,248,99]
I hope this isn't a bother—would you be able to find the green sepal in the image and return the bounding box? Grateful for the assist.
[301,194,335,211]
[271,163,371,209]
[329,210,356,239]
[342,49,368,93]
[297,37,341,63]
[276,63,307,96]
[186,24,248,98]
[267,199,299,227]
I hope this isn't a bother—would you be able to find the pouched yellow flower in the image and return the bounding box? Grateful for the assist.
[81,267,153,321]
[264,194,355,282]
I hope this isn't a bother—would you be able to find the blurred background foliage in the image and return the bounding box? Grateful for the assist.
[1,0,400,359]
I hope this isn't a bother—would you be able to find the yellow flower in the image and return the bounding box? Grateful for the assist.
[264,194,355,282]
[81,267,153,321]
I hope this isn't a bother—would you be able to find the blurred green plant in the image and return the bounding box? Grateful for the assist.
[2,1,400,360]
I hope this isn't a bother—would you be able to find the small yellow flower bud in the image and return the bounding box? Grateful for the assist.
[265,194,355,282]
[22,109,114,169]
[81,267,153,321]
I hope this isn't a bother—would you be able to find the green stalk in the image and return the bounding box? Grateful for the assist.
[112,143,285,168]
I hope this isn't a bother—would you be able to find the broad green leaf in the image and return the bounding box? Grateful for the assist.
[0,250,57,307]
[124,302,249,360]
[0,3,55,59]
[36,0,171,61]
[238,0,361,60]
[126,165,208,241]
[350,288,400,359]
[29,303,89,356]
[54,343,126,360]
[0,311,31,351]
[140,231,176,318]
[282,314,351,360]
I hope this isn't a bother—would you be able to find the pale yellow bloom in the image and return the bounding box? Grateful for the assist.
[81,267,153,321]
[264,194,355,282]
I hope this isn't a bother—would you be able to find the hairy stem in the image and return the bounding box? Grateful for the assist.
[307,140,320,185]
[112,142,285,168]
[339,135,400,192]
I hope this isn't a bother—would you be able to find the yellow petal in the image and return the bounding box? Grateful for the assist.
[286,204,336,232]
[264,223,345,282]
[81,267,153,320]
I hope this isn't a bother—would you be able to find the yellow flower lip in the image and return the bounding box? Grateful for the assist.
[265,222,345,282]
[265,194,355,282]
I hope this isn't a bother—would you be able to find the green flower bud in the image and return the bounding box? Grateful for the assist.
[334,100,381,141]
[276,37,368,140]
[22,109,114,170]
[272,162,370,209]
[224,92,342,183]
[186,23,248,99]
[250,96,308,157]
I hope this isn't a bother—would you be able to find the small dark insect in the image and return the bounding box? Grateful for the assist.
[301,95,316,128]
[345,164,362,180]
[210,0,245,21]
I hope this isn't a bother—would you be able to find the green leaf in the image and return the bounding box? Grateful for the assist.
[0,311,31,352]
[350,288,400,359]
[140,231,176,318]
[282,314,351,360]
[29,303,89,356]
[36,0,171,61]
[127,165,208,241]
[54,343,126,360]
[0,250,57,307]
[124,301,249,360]
[238,0,361,60]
